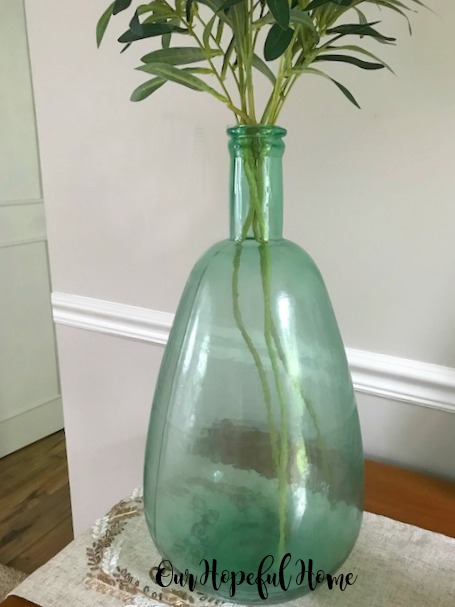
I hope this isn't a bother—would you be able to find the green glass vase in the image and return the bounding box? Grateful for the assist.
[144,126,363,604]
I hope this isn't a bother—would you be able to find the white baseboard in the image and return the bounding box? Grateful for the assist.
[52,292,455,415]
[0,396,64,458]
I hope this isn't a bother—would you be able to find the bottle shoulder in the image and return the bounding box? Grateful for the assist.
[193,238,321,275]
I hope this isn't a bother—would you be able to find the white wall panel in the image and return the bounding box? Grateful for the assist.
[0,0,41,203]
[0,240,59,419]
[0,1,63,456]
[0,202,46,245]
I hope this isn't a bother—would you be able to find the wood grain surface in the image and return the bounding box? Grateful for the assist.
[365,459,455,538]
[0,431,73,575]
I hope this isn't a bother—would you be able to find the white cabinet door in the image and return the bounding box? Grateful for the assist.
[0,0,63,457]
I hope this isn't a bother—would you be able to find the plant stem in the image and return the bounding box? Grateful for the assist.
[194,13,241,91]
[183,16,249,122]
[270,74,297,123]
[259,241,288,557]
[269,319,332,487]
[261,55,286,124]
[246,0,257,123]
[252,0,265,50]
[232,141,289,557]
[231,6,249,119]
[232,243,280,471]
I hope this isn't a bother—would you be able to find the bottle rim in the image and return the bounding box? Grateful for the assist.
[227,125,287,139]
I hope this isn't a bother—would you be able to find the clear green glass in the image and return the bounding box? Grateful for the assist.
[144,126,363,604]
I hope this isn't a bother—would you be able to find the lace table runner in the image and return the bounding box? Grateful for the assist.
[11,488,455,607]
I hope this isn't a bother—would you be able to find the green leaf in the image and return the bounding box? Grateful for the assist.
[137,63,228,101]
[289,9,316,31]
[118,23,186,43]
[96,3,115,47]
[264,24,294,61]
[218,0,244,10]
[354,7,368,27]
[407,0,431,10]
[330,80,360,108]
[215,17,225,44]
[266,0,290,29]
[143,9,176,23]
[321,44,394,73]
[137,2,163,16]
[113,0,133,15]
[186,0,193,22]
[296,66,360,108]
[254,9,315,30]
[186,67,214,74]
[131,76,166,101]
[252,54,276,85]
[203,14,217,48]
[327,23,396,43]
[221,36,235,80]
[198,0,233,24]
[131,9,178,32]
[160,15,182,50]
[129,12,143,35]
[369,1,413,35]
[314,53,385,70]
[306,0,353,10]
[141,0,175,20]
[162,33,172,48]
[141,47,221,65]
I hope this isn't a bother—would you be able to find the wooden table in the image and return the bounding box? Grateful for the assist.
[2,459,454,607]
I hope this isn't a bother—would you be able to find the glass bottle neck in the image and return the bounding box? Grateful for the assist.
[228,126,285,242]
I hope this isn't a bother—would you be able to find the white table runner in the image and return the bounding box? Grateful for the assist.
[11,488,455,607]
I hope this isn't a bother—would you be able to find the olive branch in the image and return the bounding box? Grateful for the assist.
[98,0,427,124]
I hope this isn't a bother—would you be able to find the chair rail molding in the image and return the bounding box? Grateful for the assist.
[52,292,455,415]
